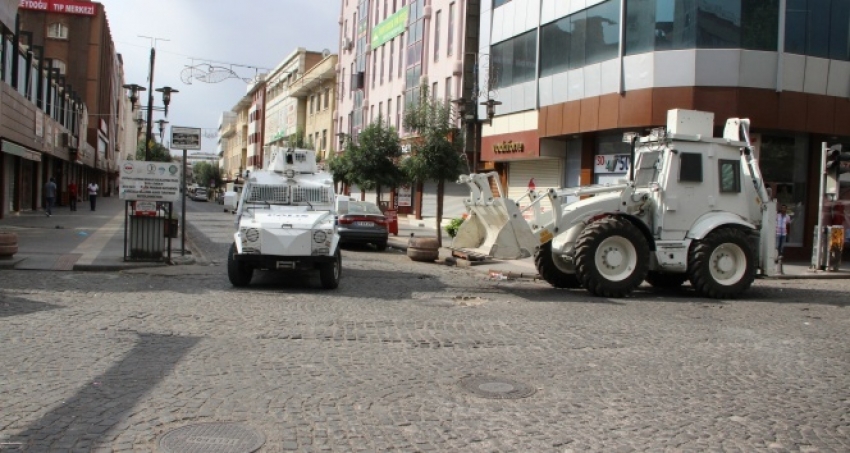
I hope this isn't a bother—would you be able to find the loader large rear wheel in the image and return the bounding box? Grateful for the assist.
[534,242,580,289]
[688,228,755,299]
[575,217,649,298]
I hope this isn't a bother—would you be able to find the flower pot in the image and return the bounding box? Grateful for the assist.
[0,231,18,259]
[407,236,439,262]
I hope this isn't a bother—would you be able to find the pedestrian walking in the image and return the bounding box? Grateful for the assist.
[44,177,57,217]
[68,181,78,211]
[88,182,99,211]
[776,204,791,258]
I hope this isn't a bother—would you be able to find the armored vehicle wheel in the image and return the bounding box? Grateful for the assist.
[319,249,341,289]
[688,228,755,299]
[575,217,650,298]
[227,243,253,287]
[645,271,689,288]
[534,242,580,288]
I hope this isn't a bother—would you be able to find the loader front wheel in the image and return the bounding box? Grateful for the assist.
[535,242,581,289]
[688,228,755,299]
[227,243,253,287]
[575,217,649,298]
[645,271,689,288]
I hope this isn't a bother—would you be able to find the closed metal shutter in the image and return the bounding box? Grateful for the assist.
[422,179,469,218]
[508,159,563,221]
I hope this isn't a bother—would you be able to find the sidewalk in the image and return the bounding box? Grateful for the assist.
[388,215,850,280]
[0,196,190,271]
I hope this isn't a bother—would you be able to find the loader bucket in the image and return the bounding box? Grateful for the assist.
[451,173,538,260]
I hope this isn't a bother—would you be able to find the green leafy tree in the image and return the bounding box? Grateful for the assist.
[135,140,172,162]
[193,161,223,193]
[346,117,404,204]
[402,89,466,247]
[326,143,354,194]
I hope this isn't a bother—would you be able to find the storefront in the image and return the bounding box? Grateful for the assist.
[1,140,42,216]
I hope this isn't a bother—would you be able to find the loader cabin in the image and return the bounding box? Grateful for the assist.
[633,110,763,241]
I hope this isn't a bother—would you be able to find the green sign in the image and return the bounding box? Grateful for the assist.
[372,5,409,50]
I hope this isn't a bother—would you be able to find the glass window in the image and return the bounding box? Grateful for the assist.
[634,151,663,188]
[585,0,621,65]
[448,3,455,56]
[696,0,741,49]
[759,134,809,247]
[829,0,850,60]
[492,31,537,88]
[786,0,850,60]
[494,0,511,7]
[434,10,441,61]
[626,0,697,54]
[47,23,68,40]
[540,17,571,77]
[569,10,587,69]
[718,160,741,192]
[806,0,831,58]
[741,0,779,51]
[679,153,703,182]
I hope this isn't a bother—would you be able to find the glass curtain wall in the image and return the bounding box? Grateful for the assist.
[539,0,621,78]
[404,0,425,108]
[786,0,850,61]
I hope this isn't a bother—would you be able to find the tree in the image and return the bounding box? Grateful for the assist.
[345,117,404,204]
[326,142,354,194]
[193,161,223,192]
[402,90,467,247]
[135,140,172,162]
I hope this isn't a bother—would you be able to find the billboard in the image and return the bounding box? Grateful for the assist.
[372,5,408,50]
[170,126,201,150]
[118,160,182,202]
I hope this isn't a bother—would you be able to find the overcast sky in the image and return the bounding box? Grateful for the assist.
[96,0,340,155]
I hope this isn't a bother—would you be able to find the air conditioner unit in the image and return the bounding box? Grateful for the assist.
[61,132,77,149]
[351,71,365,90]
[343,38,353,52]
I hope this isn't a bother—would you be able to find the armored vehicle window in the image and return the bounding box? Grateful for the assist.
[719,160,741,193]
[679,153,703,182]
[634,151,662,188]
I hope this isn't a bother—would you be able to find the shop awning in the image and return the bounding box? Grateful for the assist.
[1,140,42,162]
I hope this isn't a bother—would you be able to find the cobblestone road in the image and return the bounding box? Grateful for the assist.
[1,246,849,452]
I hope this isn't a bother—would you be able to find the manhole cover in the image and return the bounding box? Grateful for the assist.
[159,423,265,453]
[459,376,537,399]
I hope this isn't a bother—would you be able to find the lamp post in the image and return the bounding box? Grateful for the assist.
[156,119,169,142]
[123,39,178,162]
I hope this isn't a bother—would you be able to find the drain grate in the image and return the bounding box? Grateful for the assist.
[159,423,265,453]
[459,375,537,399]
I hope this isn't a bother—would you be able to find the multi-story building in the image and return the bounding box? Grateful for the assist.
[1,1,92,218]
[246,75,267,172]
[219,96,250,183]
[336,0,480,217]
[478,0,850,260]
[19,0,124,197]
[218,111,237,180]
[264,48,325,164]
[289,53,338,165]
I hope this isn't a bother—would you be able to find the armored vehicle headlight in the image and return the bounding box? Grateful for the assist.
[313,230,327,243]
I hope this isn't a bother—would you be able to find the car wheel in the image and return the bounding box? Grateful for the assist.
[227,243,253,287]
[319,249,341,289]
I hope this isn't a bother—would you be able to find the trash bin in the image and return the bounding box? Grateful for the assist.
[164,218,179,238]
[827,226,844,271]
[129,215,165,260]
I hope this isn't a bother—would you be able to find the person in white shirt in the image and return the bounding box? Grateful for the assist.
[776,204,791,257]
[88,182,99,211]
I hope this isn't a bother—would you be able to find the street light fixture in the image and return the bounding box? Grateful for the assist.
[123,38,177,161]
[480,98,502,125]
[156,119,169,142]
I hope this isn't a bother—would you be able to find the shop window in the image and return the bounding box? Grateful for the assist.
[679,153,703,182]
[759,134,809,247]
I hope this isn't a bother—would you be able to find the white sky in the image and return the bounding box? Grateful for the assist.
[96,0,340,155]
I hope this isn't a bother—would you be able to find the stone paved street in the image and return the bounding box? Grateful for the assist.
[1,243,849,452]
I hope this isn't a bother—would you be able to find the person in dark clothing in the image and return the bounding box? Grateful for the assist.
[44,177,57,217]
[68,181,78,211]
[88,182,99,211]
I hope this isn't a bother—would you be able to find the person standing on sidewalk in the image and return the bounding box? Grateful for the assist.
[44,177,57,217]
[68,181,78,211]
[88,181,99,211]
[776,204,791,258]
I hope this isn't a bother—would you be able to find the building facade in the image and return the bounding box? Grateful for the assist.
[336,0,480,217]
[1,0,93,218]
[479,0,850,259]
[289,53,338,165]
[19,0,124,198]
[220,96,250,184]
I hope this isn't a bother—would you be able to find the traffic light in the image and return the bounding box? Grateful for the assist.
[824,144,849,196]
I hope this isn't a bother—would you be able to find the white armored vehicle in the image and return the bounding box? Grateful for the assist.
[453,109,778,299]
[225,147,341,289]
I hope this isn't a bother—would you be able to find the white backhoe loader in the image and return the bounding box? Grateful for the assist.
[452,109,778,299]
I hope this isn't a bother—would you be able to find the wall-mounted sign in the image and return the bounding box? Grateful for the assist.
[594,154,631,174]
[372,5,409,49]
[19,0,96,16]
[493,141,524,154]
[118,160,182,202]
[397,184,412,207]
[170,126,201,150]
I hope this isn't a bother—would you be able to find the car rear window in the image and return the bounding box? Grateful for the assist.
[348,202,383,215]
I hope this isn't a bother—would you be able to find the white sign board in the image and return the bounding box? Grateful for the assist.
[170,126,202,150]
[118,160,182,202]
